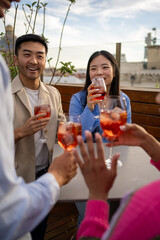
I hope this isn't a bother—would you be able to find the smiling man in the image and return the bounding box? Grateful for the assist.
[11,34,66,240]
[14,41,46,87]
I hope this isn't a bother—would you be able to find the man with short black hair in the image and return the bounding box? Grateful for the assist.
[12,33,66,239]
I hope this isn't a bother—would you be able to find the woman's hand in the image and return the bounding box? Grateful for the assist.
[106,124,148,147]
[87,83,102,111]
[73,131,119,201]
[106,123,160,163]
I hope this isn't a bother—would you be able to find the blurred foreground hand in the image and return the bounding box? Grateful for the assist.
[0,0,20,18]
[48,151,77,186]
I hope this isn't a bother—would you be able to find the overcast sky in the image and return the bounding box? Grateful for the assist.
[1,0,160,67]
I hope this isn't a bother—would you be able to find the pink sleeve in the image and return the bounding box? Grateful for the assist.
[76,200,109,240]
[150,159,160,170]
[102,180,160,240]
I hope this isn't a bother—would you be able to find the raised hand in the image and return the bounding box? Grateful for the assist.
[73,131,120,201]
[48,151,77,186]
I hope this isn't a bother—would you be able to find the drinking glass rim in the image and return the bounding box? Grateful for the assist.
[100,95,127,112]
[63,114,81,123]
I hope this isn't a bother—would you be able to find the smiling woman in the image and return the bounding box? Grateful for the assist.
[69,50,132,142]
[69,50,132,228]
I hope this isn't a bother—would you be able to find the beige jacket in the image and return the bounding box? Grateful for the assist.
[11,75,65,183]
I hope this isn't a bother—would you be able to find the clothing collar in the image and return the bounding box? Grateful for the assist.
[11,74,49,94]
[11,75,50,116]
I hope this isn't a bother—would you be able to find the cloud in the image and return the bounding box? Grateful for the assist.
[0,0,159,68]
[0,0,160,51]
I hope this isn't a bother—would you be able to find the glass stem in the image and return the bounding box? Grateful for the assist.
[42,130,45,139]
[109,146,113,160]
[40,130,47,143]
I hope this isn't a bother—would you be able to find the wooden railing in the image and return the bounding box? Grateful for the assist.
[122,87,160,141]
[54,84,160,141]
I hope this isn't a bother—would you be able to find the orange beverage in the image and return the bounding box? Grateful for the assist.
[90,77,107,101]
[90,86,107,101]
[34,104,51,120]
[100,110,127,140]
[58,122,82,151]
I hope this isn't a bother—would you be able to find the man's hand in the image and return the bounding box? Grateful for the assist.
[0,0,20,18]
[48,151,77,186]
[14,113,50,142]
[73,131,119,201]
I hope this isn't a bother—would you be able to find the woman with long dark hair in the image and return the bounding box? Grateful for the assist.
[69,50,132,228]
[69,50,131,141]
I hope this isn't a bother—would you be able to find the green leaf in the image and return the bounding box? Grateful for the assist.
[0,32,4,37]
[58,61,76,75]
[40,2,48,7]
[32,2,37,6]
[26,4,31,8]
[47,58,53,62]
[68,0,76,3]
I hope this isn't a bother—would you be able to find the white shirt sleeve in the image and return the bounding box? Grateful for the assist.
[0,173,60,240]
[0,54,60,240]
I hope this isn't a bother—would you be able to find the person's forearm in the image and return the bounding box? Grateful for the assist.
[76,200,109,240]
[141,132,160,162]
[102,180,160,240]
[0,173,60,239]
[89,192,108,201]
[14,127,25,143]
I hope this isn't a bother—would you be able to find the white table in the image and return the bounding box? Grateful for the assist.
[53,144,160,201]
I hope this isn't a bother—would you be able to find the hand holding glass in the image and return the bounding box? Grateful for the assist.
[100,96,127,168]
[58,115,82,151]
[90,77,107,101]
[34,100,51,143]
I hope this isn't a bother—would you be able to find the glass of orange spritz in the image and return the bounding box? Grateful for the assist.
[100,95,127,169]
[58,114,82,151]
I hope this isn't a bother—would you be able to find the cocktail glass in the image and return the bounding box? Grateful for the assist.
[34,100,51,143]
[91,77,107,101]
[58,115,82,151]
[100,95,127,169]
